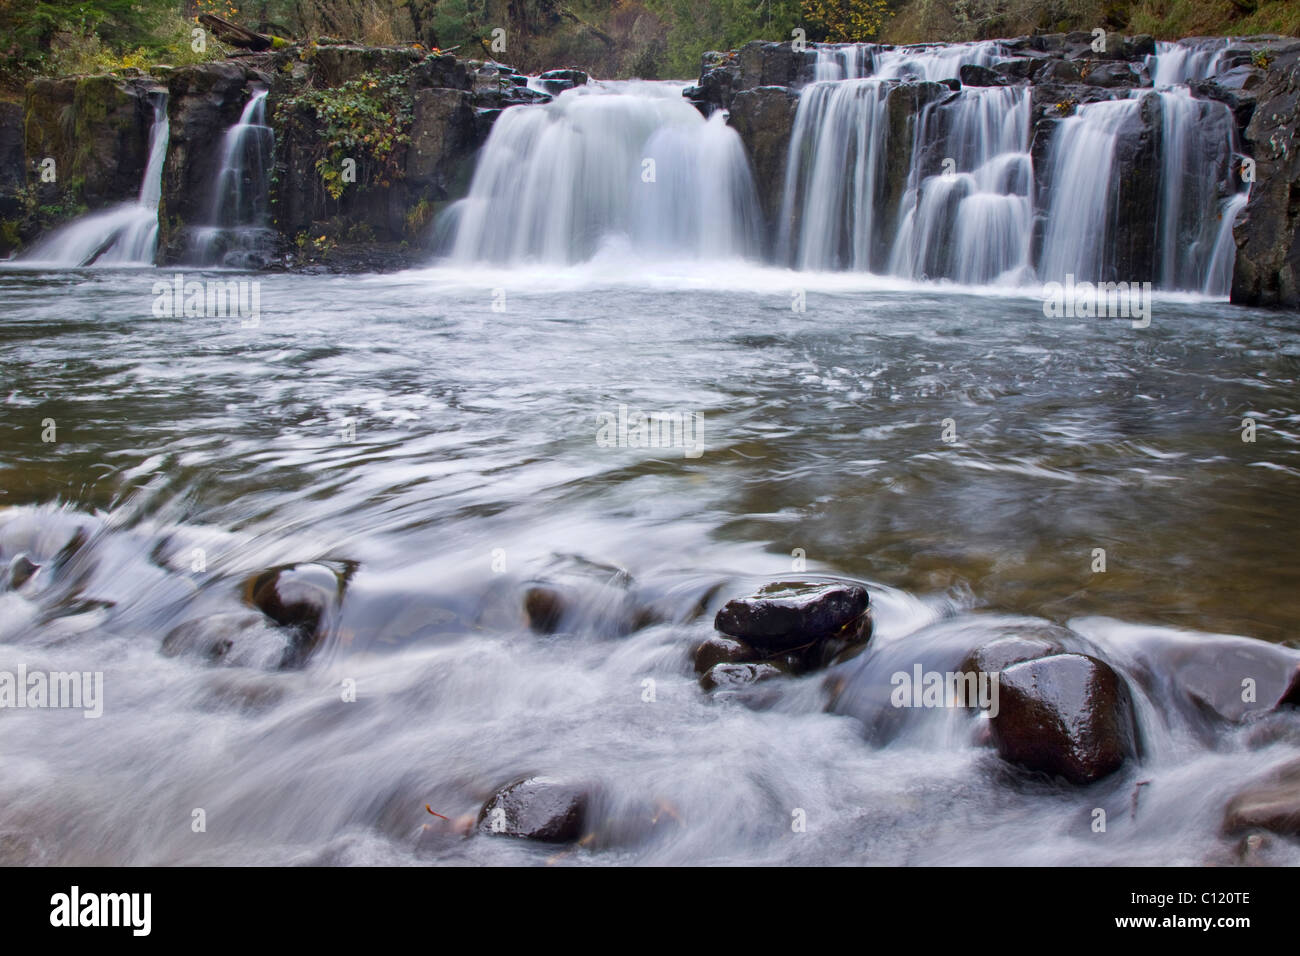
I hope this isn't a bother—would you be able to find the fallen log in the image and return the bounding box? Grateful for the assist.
[198,14,275,52]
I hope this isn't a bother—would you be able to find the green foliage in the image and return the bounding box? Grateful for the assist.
[801,0,891,41]
[648,0,804,78]
[276,69,414,199]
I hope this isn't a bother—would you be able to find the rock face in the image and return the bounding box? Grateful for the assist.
[157,61,268,260]
[1231,45,1300,307]
[990,654,1138,784]
[715,581,869,652]
[478,776,590,842]
[725,87,799,245]
[1223,758,1300,837]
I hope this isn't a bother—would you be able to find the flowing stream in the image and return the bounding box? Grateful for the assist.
[1,264,1298,865]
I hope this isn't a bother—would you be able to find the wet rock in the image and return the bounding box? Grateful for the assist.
[993,58,1037,82]
[989,654,1138,785]
[1084,62,1140,88]
[700,661,784,692]
[478,776,590,842]
[1223,758,1300,837]
[406,88,481,200]
[960,633,1064,675]
[959,64,1008,87]
[693,635,757,674]
[714,581,869,653]
[1123,631,1300,727]
[524,586,566,634]
[1231,46,1300,307]
[1037,59,1085,84]
[726,87,799,244]
[736,41,816,92]
[539,68,588,86]
[8,554,38,590]
[245,563,341,668]
[162,610,286,667]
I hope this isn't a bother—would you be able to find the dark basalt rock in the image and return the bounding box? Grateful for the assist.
[1230,46,1300,306]
[245,563,341,668]
[1223,758,1300,837]
[1084,62,1140,88]
[959,64,1008,87]
[1123,632,1300,727]
[693,635,757,674]
[726,86,799,244]
[989,653,1138,785]
[524,586,566,634]
[539,68,588,86]
[700,661,784,692]
[7,554,39,590]
[477,776,590,842]
[959,633,1064,675]
[714,581,869,652]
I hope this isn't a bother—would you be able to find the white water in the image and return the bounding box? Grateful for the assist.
[17,93,170,268]
[443,81,761,265]
[1148,39,1227,88]
[1156,89,1244,294]
[779,41,1249,293]
[189,88,276,268]
[1037,98,1142,283]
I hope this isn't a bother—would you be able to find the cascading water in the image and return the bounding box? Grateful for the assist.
[441,82,761,265]
[1155,90,1246,295]
[1147,38,1227,88]
[890,85,1032,283]
[777,40,1249,295]
[188,88,276,268]
[17,92,170,268]
[1036,98,1143,284]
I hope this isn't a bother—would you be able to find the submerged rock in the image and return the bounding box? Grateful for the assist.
[245,563,342,668]
[714,581,869,652]
[1223,758,1300,837]
[990,653,1138,785]
[524,586,566,634]
[478,776,590,843]
[7,554,39,590]
[161,610,276,665]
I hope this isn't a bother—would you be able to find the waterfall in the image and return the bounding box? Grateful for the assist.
[441,82,761,265]
[1156,90,1243,291]
[189,88,276,268]
[1037,98,1142,284]
[1147,39,1227,88]
[780,42,1029,281]
[890,85,1032,283]
[18,92,169,268]
[774,39,1248,294]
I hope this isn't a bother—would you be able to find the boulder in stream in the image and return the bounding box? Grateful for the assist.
[990,653,1138,785]
[478,776,591,843]
[714,581,869,653]
[245,563,343,668]
[1223,757,1300,838]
